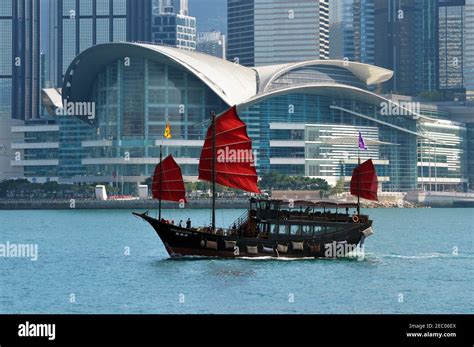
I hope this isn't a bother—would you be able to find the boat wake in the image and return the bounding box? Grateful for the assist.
[240,256,316,261]
[363,252,473,262]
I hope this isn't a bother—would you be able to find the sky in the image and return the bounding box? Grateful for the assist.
[189,0,227,34]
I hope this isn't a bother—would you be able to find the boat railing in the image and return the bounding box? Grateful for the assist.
[229,210,249,230]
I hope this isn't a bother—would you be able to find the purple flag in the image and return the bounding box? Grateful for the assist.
[358,131,367,150]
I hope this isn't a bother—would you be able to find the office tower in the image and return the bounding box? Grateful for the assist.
[127,0,153,43]
[375,0,439,96]
[227,0,255,66]
[43,0,128,181]
[227,0,330,67]
[0,0,40,121]
[197,31,226,59]
[439,0,466,100]
[151,0,197,50]
[466,0,474,98]
[329,0,375,65]
[47,0,127,88]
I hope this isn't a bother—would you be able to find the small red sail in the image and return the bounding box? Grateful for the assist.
[199,106,260,193]
[152,155,187,203]
[350,159,378,201]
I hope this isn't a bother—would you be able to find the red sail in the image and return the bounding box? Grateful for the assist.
[152,155,187,203]
[350,159,378,201]
[199,106,260,193]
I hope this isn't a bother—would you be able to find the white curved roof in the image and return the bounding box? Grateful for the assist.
[136,43,258,105]
[63,43,394,110]
[238,83,436,122]
[253,60,394,93]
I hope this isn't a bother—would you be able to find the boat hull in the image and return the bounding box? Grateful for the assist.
[134,212,372,259]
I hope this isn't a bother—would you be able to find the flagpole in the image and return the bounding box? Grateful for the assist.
[357,149,361,218]
[211,111,216,232]
[159,144,163,221]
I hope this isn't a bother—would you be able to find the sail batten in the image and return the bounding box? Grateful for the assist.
[350,159,378,201]
[198,106,260,194]
[152,155,187,203]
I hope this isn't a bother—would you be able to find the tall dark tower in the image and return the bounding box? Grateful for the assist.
[126,0,153,43]
[375,0,439,96]
[0,0,40,120]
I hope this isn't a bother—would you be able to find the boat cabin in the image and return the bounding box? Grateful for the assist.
[229,198,367,239]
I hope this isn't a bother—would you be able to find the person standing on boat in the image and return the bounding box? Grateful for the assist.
[186,218,191,228]
[179,220,183,227]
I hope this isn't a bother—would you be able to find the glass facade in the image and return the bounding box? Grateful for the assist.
[197,32,226,59]
[49,0,127,87]
[84,58,226,186]
[60,44,470,193]
[228,0,329,66]
[467,124,474,189]
[227,0,255,66]
[375,0,439,96]
[0,3,13,118]
[465,0,474,95]
[329,0,375,65]
[152,14,197,50]
[439,1,465,98]
[0,0,40,120]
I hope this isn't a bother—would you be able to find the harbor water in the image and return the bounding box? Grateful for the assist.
[0,208,472,314]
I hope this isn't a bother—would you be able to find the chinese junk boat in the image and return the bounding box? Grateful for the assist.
[134,106,377,259]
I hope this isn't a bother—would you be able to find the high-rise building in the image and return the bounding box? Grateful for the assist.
[227,0,255,66]
[329,0,375,65]
[465,0,474,99]
[227,0,330,67]
[439,0,466,101]
[197,31,226,59]
[46,0,127,88]
[0,0,40,121]
[40,0,128,181]
[375,0,439,96]
[126,0,153,43]
[151,0,197,50]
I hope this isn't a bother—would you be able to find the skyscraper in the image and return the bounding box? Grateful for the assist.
[439,0,466,100]
[227,0,255,66]
[126,0,153,43]
[43,0,128,181]
[375,0,439,96]
[227,0,330,67]
[465,0,474,99]
[151,0,197,50]
[197,31,226,59]
[329,0,375,65]
[46,0,127,88]
[0,0,40,120]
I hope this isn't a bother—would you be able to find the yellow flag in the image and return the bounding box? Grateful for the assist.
[164,122,172,139]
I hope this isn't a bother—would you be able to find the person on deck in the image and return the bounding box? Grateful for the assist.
[179,220,183,227]
[186,218,191,229]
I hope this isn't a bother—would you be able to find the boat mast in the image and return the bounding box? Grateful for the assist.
[158,144,163,221]
[357,150,361,217]
[211,112,216,232]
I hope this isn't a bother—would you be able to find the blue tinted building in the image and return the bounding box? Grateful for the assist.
[375,0,439,96]
[329,0,375,65]
[58,43,469,192]
[0,0,41,120]
[227,0,330,67]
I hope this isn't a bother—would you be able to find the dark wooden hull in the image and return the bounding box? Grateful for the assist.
[134,212,373,259]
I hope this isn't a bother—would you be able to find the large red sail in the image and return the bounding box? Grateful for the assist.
[198,106,260,193]
[350,159,378,201]
[152,155,187,203]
